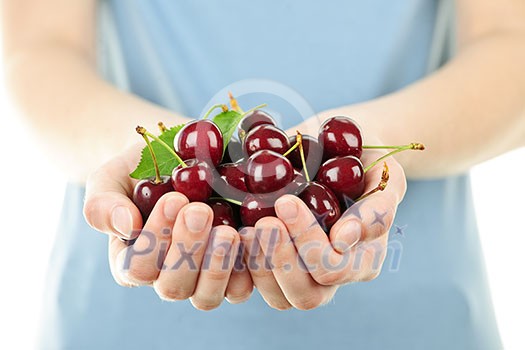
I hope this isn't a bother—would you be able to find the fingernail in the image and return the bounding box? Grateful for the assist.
[184,206,210,233]
[275,198,298,224]
[163,197,180,221]
[336,220,362,251]
[212,230,234,257]
[112,206,133,238]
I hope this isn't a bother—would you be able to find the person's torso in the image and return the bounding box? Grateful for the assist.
[38,2,501,349]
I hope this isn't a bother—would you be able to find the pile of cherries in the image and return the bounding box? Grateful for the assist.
[132,104,422,233]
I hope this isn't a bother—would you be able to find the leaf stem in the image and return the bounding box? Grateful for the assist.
[136,126,187,168]
[203,104,227,120]
[363,143,425,173]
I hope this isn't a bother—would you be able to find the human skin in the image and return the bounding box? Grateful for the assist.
[2,0,525,310]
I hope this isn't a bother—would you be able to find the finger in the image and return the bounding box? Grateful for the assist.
[361,150,407,203]
[225,243,254,304]
[239,227,292,310]
[153,203,213,301]
[350,234,389,282]
[118,192,188,285]
[274,195,357,286]
[255,217,337,310]
[84,148,143,240]
[190,226,239,310]
[333,157,405,244]
[108,235,136,287]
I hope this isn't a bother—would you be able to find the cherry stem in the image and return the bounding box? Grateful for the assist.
[363,143,425,173]
[210,196,242,206]
[363,143,425,150]
[138,132,162,184]
[158,121,168,133]
[297,131,311,182]
[136,126,187,168]
[282,140,299,157]
[228,92,244,114]
[203,104,228,120]
[356,162,389,202]
[241,103,268,117]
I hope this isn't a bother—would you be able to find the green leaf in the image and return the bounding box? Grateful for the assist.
[129,124,185,180]
[212,110,243,151]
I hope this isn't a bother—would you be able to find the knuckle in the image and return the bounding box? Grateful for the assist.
[269,300,292,311]
[360,269,381,282]
[314,270,345,286]
[226,284,254,304]
[125,264,157,285]
[292,291,324,311]
[191,297,223,311]
[226,291,253,304]
[202,267,231,282]
[154,283,193,301]
[249,266,274,280]
[83,194,103,230]
[267,256,290,274]
[111,271,138,288]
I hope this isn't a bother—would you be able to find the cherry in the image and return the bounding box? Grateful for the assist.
[288,134,323,178]
[174,119,224,166]
[132,126,174,221]
[214,162,248,201]
[222,138,244,163]
[245,150,294,194]
[240,194,276,227]
[279,169,306,196]
[318,116,362,160]
[243,124,290,157]
[208,198,239,228]
[316,156,365,205]
[298,182,341,232]
[133,177,173,221]
[171,159,213,202]
[238,110,276,140]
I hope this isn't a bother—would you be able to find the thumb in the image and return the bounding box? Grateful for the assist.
[84,157,143,239]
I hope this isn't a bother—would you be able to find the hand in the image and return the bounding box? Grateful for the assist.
[83,144,254,309]
[240,123,407,310]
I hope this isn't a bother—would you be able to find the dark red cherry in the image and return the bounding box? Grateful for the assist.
[171,159,213,202]
[222,138,243,163]
[318,116,362,160]
[243,124,290,157]
[298,182,341,232]
[240,194,276,227]
[316,156,365,205]
[174,119,224,166]
[245,150,294,194]
[288,134,323,178]
[214,162,248,201]
[207,198,239,228]
[132,176,173,221]
[279,169,306,196]
[238,110,276,140]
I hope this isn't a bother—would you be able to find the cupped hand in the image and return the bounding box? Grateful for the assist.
[83,143,254,309]
[240,123,407,310]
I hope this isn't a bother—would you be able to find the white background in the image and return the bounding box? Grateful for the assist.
[0,45,524,350]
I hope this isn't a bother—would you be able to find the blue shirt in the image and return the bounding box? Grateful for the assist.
[39,1,501,349]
